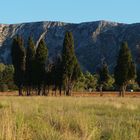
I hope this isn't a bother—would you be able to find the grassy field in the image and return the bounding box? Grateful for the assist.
[0,97,140,140]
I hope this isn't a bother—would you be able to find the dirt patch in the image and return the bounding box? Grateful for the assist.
[0,91,140,97]
[72,92,140,97]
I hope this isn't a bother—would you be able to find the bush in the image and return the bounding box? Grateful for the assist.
[0,84,8,92]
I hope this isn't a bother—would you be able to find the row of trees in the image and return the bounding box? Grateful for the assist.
[11,32,81,96]
[74,41,137,97]
[11,31,138,97]
[98,42,136,97]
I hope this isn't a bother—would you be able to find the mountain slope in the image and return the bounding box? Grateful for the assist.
[0,20,140,72]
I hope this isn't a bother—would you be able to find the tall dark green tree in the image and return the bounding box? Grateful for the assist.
[98,63,110,96]
[11,35,25,96]
[25,36,36,96]
[35,38,48,95]
[114,42,136,97]
[62,31,81,96]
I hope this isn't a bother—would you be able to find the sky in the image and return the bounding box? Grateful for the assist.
[0,0,140,24]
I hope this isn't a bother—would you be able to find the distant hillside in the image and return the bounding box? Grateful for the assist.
[0,20,140,72]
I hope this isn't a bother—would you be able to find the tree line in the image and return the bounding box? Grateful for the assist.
[11,31,140,97]
[11,31,81,96]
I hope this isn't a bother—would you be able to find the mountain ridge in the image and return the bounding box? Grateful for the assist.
[0,20,140,72]
[0,20,126,25]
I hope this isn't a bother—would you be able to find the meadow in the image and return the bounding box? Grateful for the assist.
[0,96,140,140]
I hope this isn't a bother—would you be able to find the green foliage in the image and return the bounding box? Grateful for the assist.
[71,60,81,83]
[35,39,48,66]
[98,63,114,91]
[74,72,98,92]
[11,35,25,91]
[62,31,76,77]
[0,84,8,92]
[35,38,48,91]
[9,34,140,95]
[114,42,136,87]
[127,82,139,91]
[99,63,110,85]
[62,31,81,95]
[0,63,6,72]
[45,61,54,88]
[84,72,98,91]
[0,64,16,91]
[3,65,16,90]
[102,75,115,91]
[25,36,36,87]
[52,55,63,90]
[73,73,86,91]
[128,62,137,80]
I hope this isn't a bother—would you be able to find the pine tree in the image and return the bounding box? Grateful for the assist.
[114,42,136,97]
[62,31,81,96]
[11,35,25,96]
[25,36,36,96]
[35,38,48,95]
[99,63,110,96]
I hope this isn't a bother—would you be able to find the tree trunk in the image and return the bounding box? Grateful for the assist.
[66,83,70,96]
[64,89,66,96]
[29,87,31,96]
[42,85,46,96]
[119,85,126,97]
[53,84,57,96]
[100,85,103,96]
[59,85,62,96]
[119,87,122,97]
[55,87,57,96]
[66,89,70,96]
[26,87,29,96]
[66,83,72,96]
[18,86,23,96]
[119,90,122,97]
[122,85,126,97]
[27,86,31,96]
[38,85,41,96]
[47,85,50,95]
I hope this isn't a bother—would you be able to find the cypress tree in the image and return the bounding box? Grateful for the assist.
[25,36,36,96]
[11,35,25,96]
[62,31,81,96]
[114,42,136,97]
[35,38,48,95]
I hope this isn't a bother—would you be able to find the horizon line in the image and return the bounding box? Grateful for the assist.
[0,19,139,25]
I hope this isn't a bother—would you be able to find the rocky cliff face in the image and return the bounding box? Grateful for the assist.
[0,20,140,73]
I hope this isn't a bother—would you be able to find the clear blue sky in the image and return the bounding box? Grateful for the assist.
[0,0,140,24]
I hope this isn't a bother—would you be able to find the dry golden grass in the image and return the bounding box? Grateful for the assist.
[0,96,140,140]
